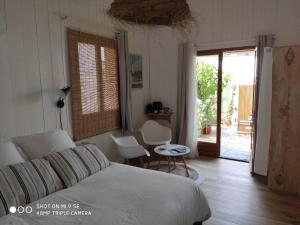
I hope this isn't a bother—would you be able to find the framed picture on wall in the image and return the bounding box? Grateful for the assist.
[130,54,143,88]
[0,0,7,33]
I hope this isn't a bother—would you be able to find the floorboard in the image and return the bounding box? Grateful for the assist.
[188,157,300,225]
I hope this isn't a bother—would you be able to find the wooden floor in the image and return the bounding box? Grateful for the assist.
[188,156,300,225]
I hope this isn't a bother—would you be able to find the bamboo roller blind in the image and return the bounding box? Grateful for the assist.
[68,28,120,140]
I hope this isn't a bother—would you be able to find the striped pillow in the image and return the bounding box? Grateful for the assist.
[0,159,63,217]
[45,144,110,188]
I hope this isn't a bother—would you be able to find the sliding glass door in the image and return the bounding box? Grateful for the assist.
[196,47,255,159]
[197,52,222,157]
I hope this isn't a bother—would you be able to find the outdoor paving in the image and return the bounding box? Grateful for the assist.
[198,125,251,161]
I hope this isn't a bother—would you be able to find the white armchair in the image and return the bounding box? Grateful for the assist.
[140,120,172,146]
[111,135,150,166]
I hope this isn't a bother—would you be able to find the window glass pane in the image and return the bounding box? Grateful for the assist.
[196,55,219,143]
[78,42,99,114]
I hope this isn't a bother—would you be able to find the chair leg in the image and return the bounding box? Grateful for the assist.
[182,156,189,177]
[147,156,150,168]
[147,145,155,154]
[139,157,144,168]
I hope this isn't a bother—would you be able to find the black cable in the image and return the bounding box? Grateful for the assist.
[59,108,63,130]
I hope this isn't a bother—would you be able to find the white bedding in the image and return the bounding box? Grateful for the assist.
[0,163,211,225]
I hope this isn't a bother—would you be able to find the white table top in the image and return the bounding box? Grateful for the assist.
[154,144,190,157]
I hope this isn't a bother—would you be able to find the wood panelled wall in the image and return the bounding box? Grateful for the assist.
[268,46,300,194]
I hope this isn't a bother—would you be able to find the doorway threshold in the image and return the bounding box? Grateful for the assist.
[220,149,250,162]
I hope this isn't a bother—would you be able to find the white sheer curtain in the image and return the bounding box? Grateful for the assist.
[252,34,274,175]
[176,43,199,158]
[254,48,273,176]
[116,31,133,133]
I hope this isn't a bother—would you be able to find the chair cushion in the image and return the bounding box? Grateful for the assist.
[0,159,63,217]
[12,130,76,159]
[45,144,110,188]
[0,142,28,167]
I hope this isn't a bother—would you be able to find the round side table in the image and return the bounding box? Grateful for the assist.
[154,144,190,177]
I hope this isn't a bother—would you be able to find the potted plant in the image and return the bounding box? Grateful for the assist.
[198,98,215,135]
[196,60,232,136]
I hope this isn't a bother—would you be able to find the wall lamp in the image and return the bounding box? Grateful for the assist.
[57,86,71,130]
[57,86,71,109]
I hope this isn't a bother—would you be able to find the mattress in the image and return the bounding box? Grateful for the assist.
[0,163,211,225]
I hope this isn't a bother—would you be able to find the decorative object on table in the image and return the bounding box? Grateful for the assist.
[130,54,143,88]
[108,0,192,26]
[168,146,187,154]
[152,101,163,113]
[163,107,170,113]
[56,86,71,130]
[111,135,150,167]
[140,120,172,146]
[145,103,153,114]
[154,144,191,177]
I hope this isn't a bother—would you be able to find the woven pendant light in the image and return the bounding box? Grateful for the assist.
[108,0,192,26]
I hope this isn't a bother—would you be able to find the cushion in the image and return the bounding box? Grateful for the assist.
[45,144,110,187]
[0,159,63,216]
[12,130,76,159]
[0,142,28,167]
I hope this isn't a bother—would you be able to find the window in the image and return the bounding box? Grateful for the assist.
[68,29,120,140]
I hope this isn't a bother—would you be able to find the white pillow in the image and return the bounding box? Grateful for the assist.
[12,130,76,159]
[0,142,27,167]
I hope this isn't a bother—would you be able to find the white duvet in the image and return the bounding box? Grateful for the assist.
[0,163,211,225]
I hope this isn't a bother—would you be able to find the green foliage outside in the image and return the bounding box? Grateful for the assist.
[196,60,232,131]
[226,85,236,120]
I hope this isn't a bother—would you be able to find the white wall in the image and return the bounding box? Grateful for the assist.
[0,0,299,162]
[188,0,300,49]
[0,0,179,161]
[187,0,300,175]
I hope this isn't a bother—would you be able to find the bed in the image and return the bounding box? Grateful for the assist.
[0,130,211,225]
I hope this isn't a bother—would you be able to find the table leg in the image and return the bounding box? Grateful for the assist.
[182,156,189,177]
[158,155,161,170]
[173,157,176,169]
[168,157,171,173]
[147,156,150,168]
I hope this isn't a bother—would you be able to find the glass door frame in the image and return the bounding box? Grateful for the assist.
[197,46,255,158]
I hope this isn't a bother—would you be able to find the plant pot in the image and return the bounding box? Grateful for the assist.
[205,126,212,134]
[202,127,207,135]
[224,119,232,126]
